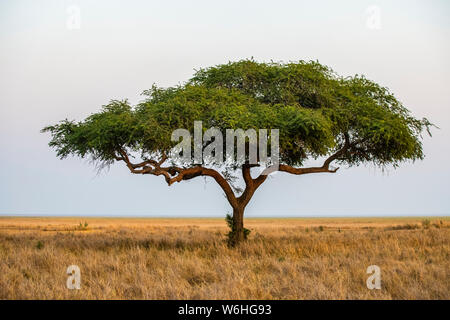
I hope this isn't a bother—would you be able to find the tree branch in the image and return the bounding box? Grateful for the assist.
[114,132,352,211]
[257,133,351,177]
[238,163,268,207]
[115,149,238,208]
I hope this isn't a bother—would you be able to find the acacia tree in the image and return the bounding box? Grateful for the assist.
[43,60,432,245]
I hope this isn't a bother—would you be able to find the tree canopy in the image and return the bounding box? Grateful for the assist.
[42,59,433,245]
[43,60,431,169]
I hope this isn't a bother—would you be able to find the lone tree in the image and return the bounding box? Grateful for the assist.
[43,60,432,245]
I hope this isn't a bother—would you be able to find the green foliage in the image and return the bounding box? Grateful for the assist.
[42,59,433,171]
[225,213,250,246]
[77,221,88,230]
[36,241,44,250]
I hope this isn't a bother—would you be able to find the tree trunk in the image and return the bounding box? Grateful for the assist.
[231,205,245,245]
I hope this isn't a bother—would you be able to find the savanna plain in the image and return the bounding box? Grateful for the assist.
[0,216,448,299]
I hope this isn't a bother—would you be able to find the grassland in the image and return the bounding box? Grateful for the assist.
[0,216,448,299]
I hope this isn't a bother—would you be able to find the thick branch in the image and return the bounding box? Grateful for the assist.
[238,163,268,208]
[258,133,351,177]
[114,133,352,211]
[115,149,238,208]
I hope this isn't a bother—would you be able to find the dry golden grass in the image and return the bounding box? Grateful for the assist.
[0,216,449,299]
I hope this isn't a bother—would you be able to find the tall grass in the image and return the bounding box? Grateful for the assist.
[0,217,448,299]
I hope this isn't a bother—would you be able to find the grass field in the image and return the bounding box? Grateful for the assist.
[0,216,449,299]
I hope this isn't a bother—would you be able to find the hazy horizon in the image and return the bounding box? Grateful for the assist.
[2,212,450,218]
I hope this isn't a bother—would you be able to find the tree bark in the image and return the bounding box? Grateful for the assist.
[231,205,245,245]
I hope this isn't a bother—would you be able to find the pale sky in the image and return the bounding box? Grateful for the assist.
[1,0,449,217]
